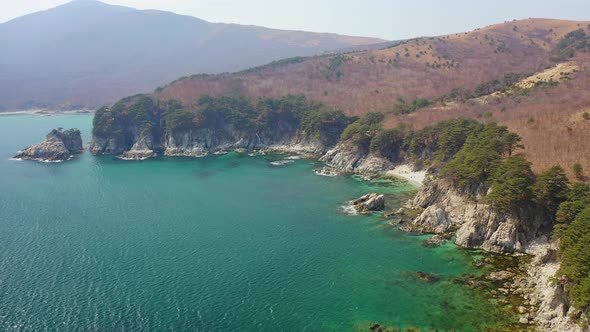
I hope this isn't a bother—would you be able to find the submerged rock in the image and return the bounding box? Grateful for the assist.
[422,234,451,248]
[14,128,83,162]
[489,271,515,281]
[314,166,339,177]
[416,271,440,282]
[118,149,157,161]
[269,160,294,167]
[350,193,385,213]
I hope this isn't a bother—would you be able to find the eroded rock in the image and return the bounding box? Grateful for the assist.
[14,128,83,162]
[350,193,385,213]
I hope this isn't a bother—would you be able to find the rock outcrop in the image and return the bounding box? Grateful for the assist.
[118,133,158,160]
[398,179,548,253]
[320,141,394,175]
[350,193,385,213]
[522,239,589,332]
[91,116,332,160]
[15,128,83,162]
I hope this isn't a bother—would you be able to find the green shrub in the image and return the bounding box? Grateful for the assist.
[195,95,256,130]
[92,95,157,139]
[370,128,404,161]
[163,100,195,135]
[555,183,590,238]
[487,156,535,213]
[573,163,585,180]
[533,166,570,216]
[557,205,590,313]
[239,57,306,74]
[440,123,515,189]
[551,29,590,62]
[340,113,384,150]
[406,118,482,165]
[392,97,431,115]
[472,72,530,97]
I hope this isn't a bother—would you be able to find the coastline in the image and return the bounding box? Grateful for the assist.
[0,109,94,117]
[9,128,545,330]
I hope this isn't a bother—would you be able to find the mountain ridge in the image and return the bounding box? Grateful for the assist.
[0,0,385,111]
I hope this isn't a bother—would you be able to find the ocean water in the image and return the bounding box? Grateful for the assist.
[0,114,509,331]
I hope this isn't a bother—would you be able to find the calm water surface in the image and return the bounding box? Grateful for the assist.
[0,114,508,331]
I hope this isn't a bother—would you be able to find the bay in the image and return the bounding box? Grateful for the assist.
[0,114,508,331]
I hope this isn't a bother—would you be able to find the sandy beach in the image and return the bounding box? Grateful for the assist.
[386,164,426,187]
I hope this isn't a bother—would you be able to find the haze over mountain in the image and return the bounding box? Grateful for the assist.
[154,18,590,177]
[0,0,385,111]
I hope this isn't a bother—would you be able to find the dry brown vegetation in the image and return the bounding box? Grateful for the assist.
[384,54,590,179]
[158,19,590,179]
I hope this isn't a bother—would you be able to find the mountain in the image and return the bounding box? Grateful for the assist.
[155,18,590,178]
[0,0,385,111]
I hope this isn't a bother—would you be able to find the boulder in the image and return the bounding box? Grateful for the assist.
[350,193,385,212]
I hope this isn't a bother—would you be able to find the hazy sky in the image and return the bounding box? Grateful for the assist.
[0,0,588,39]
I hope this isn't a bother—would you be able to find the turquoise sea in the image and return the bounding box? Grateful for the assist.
[0,114,509,331]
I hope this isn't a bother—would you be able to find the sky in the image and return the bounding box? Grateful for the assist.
[0,0,588,40]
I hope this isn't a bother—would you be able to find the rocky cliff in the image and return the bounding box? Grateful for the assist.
[15,128,83,162]
[398,179,549,253]
[320,141,394,175]
[89,95,364,165]
[91,121,334,160]
[394,178,590,330]
[517,239,589,332]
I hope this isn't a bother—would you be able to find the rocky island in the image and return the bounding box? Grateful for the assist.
[15,128,83,162]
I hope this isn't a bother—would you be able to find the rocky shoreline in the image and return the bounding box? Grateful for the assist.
[89,111,585,331]
[385,178,587,332]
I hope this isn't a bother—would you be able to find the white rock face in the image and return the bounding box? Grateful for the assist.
[320,142,394,175]
[402,179,547,253]
[401,206,452,233]
[399,180,588,330]
[523,239,588,332]
[350,193,385,213]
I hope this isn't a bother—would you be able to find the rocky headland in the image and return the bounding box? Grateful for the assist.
[89,95,587,331]
[14,128,83,162]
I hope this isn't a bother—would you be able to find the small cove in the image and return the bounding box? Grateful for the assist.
[0,114,513,331]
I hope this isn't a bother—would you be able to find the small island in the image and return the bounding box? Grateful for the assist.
[14,128,83,162]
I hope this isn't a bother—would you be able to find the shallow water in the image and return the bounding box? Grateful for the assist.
[0,114,510,331]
